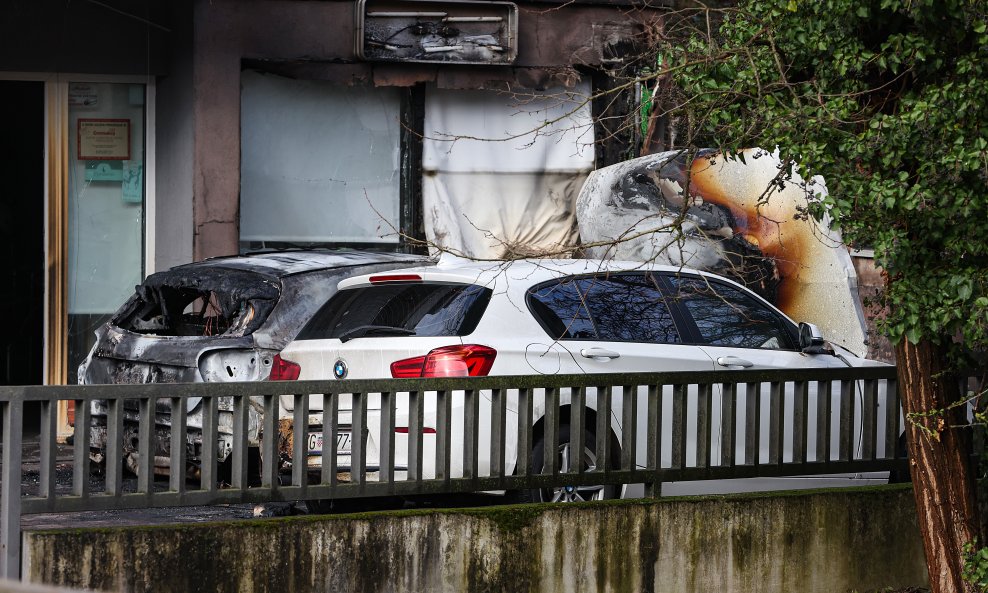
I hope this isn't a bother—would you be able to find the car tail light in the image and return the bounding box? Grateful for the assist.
[268,354,301,381]
[369,274,422,284]
[394,426,438,434]
[390,345,497,378]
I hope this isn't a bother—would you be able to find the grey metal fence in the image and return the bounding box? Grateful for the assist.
[0,366,906,579]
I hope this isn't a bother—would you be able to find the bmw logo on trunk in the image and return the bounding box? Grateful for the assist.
[333,359,348,380]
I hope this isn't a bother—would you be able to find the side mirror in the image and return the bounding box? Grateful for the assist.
[798,322,828,353]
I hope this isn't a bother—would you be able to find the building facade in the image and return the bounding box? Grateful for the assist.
[0,0,661,392]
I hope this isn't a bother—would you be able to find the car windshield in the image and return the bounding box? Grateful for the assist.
[297,283,492,339]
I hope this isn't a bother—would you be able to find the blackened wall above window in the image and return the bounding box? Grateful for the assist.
[0,0,178,75]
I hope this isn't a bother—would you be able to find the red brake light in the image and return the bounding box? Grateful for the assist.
[394,426,438,434]
[390,345,497,378]
[269,354,301,381]
[369,274,422,284]
[391,355,427,378]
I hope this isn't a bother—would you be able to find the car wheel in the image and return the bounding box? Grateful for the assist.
[514,423,620,503]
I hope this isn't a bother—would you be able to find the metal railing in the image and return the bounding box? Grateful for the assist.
[0,366,905,579]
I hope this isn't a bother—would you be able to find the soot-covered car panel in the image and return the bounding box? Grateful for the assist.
[78,250,432,477]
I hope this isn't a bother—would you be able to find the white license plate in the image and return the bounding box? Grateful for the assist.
[307,431,351,454]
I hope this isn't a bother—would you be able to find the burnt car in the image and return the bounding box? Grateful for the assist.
[78,250,432,478]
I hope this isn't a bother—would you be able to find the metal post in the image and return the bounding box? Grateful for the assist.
[1,398,23,579]
[645,384,661,497]
[231,395,250,490]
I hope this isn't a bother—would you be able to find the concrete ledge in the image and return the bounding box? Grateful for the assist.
[24,485,927,593]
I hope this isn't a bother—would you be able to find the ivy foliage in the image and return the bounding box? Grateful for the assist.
[661,0,988,350]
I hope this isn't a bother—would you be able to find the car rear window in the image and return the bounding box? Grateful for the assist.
[113,268,280,337]
[296,283,492,340]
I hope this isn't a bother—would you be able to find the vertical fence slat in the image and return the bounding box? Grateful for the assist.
[435,390,451,484]
[793,380,808,463]
[231,395,249,491]
[720,383,736,467]
[73,399,91,498]
[768,382,783,465]
[838,380,854,461]
[516,389,532,480]
[105,397,124,496]
[544,388,559,476]
[352,393,367,488]
[379,392,395,485]
[40,400,57,502]
[464,389,478,481]
[596,386,612,474]
[744,382,760,466]
[885,379,901,459]
[201,395,219,493]
[292,394,308,489]
[490,388,505,481]
[621,385,636,471]
[260,394,278,489]
[322,392,338,491]
[645,384,661,497]
[696,383,711,469]
[816,380,833,463]
[169,397,188,494]
[409,390,424,482]
[571,387,586,476]
[862,379,878,460]
[138,397,155,495]
[1,398,23,579]
[671,384,687,470]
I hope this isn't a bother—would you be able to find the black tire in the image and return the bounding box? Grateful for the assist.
[512,423,620,503]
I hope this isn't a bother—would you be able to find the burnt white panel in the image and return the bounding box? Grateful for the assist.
[357,0,518,65]
[422,82,595,258]
[576,149,869,357]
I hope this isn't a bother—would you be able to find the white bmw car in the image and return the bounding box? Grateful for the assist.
[275,258,892,503]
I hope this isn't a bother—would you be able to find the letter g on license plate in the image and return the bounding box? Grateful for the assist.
[307,431,352,454]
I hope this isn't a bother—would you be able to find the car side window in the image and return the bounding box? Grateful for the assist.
[666,276,794,350]
[528,274,681,344]
[580,275,681,343]
[527,280,597,339]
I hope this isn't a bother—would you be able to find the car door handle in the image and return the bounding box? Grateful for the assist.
[716,356,754,368]
[580,348,621,361]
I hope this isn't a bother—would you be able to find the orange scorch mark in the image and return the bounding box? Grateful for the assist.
[687,155,808,311]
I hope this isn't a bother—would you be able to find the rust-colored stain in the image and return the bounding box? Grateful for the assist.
[688,154,808,313]
[278,418,295,459]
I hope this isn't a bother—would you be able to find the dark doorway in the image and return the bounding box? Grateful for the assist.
[0,81,45,386]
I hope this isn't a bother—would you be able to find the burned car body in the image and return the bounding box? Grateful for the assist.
[79,250,432,477]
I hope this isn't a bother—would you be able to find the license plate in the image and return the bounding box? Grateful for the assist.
[307,431,351,454]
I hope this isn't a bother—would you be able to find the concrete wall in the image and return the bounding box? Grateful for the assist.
[23,485,928,593]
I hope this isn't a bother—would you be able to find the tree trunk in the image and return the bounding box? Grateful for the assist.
[898,337,981,593]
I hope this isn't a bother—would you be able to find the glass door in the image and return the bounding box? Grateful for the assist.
[66,82,146,382]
